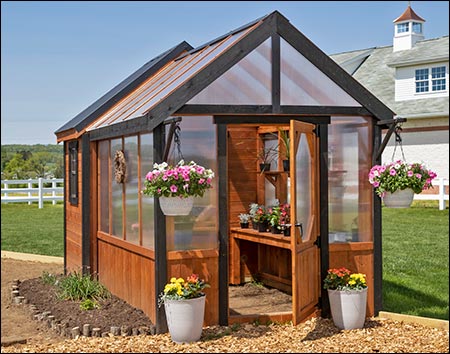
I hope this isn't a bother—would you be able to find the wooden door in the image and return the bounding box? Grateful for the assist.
[289,120,321,325]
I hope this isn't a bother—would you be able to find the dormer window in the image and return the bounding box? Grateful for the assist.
[412,22,422,34]
[397,23,409,34]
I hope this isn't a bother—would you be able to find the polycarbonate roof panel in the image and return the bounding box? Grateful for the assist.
[87,25,257,131]
[187,38,272,105]
[280,39,362,107]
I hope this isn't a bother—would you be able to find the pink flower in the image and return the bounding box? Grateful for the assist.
[170,185,178,193]
[389,169,396,176]
[198,178,205,184]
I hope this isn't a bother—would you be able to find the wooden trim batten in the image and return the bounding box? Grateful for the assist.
[154,123,168,334]
[318,123,330,317]
[217,123,229,326]
[81,133,91,274]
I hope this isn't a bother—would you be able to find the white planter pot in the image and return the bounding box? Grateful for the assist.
[164,296,206,344]
[382,188,414,208]
[327,288,367,330]
[159,196,194,216]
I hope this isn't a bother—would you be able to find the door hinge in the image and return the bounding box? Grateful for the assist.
[314,236,321,248]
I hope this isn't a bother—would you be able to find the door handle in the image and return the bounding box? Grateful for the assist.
[295,222,303,238]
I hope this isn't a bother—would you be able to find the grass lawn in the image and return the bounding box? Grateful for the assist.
[382,201,449,320]
[1,203,64,257]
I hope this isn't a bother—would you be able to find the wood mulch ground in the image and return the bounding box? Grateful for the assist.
[1,257,449,353]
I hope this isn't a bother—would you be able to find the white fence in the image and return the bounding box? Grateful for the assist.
[413,177,449,210]
[1,178,64,209]
[1,177,447,210]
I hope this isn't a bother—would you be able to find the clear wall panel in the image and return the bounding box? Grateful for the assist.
[98,140,110,233]
[280,39,362,106]
[188,39,272,105]
[328,116,372,243]
[124,136,139,244]
[165,116,218,251]
[111,139,123,238]
[296,134,311,241]
[140,133,155,249]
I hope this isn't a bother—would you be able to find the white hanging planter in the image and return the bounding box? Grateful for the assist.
[159,196,194,216]
[383,188,414,208]
[328,288,367,330]
[164,296,206,344]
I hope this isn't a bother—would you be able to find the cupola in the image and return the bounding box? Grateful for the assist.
[393,4,425,52]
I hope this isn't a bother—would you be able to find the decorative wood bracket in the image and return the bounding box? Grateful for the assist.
[374,117,407,161]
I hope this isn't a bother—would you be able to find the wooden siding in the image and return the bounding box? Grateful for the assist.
[64,139,83,271]
[97,238,156,323]
[329,242,374,317]
[227,126,258,228]
[227,126,258,283]
[167,249,219,325]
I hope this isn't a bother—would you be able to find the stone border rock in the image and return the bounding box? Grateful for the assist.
[10,279,156,339]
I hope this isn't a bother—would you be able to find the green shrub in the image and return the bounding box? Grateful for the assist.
[57,271,110,301]
[79,298,99,311]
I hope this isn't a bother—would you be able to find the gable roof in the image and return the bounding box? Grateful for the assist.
[56,10,395,142]
[54,41,192,139]
[331,35,449,119]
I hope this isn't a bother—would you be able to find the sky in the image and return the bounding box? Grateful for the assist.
[1,1,449,145]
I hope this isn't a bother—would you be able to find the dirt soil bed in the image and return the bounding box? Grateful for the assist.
[1,257,449,353]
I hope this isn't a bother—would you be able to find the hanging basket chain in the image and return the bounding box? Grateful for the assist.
[391,124,406,162]
[172,122,185,163]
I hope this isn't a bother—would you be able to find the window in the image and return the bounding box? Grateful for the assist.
[412,22,422,33]
[432,66,446,91]
[68,140,78,205]
[415,66,447,93]
[397,23,409,34]
[415,68,429,93]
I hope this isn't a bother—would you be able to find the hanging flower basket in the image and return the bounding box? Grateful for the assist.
[382,188,414,208]
[143,160,214,216]
[368,160,437,208]
[159,196,194,216]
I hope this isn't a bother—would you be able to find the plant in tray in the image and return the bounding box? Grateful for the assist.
[279,203,291,236]
[238,213,251,228]
[268,204,282,234]
[257,145,278,172]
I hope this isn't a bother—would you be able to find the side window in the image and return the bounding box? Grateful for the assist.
[68,140,78,205]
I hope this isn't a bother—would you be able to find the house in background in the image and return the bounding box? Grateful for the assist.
[331,4,449,196]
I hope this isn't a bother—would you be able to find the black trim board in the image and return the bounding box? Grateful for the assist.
[154,124,168,334]
[373,123,383,315]
[318,123,330,317]
[213,115,330,125]
[81,134,91,274]
[217,123,229,326]
[177,104,371,116]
